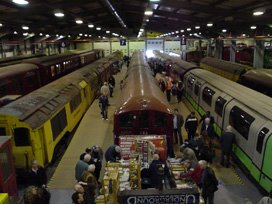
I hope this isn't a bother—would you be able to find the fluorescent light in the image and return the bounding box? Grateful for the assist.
[144,11,153,16]
[88,24,94,28]
[195,26,200,29]
[45,34,50,37]
[39,33,43,36]
[106,31,110,33]
[68,35,71,38]
[84,34,88,37]
[187,28,191,31]
[180,30,184,33]
[207,23,213,27]
[23,33,28,36]
[150,0,160,2]
[22,26,29,30]
[175,31,179,33]
[250,26,257,29]
[75,19,83,24]
[171,32,174,34]
[79,33,83,36]
[140,28,144,32]
[242,34,246,37]
[253,11,264,16]
[56,34,59,37]
[198,32,202,35]
[96,27,101,30]
[12,0,29,5]
[222,29,227,33]
[146,19,150,22]
[0,23,2,27]
[54,12,64,17]
[89,35,92,37]
[189,33,192,36]
[14,31,18,34]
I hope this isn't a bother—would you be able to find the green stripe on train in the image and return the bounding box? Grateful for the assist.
[261,135,272,192]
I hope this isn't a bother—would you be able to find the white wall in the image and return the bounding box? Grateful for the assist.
[129,40,145,56]
[94,41,111,56]
[164,40,180,53]
[112,40,128,56]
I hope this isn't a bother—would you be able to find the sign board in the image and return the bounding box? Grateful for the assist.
[120,39,127,46]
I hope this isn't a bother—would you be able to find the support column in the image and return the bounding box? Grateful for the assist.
[207,39,212,57]
[214,39,223,59]
[230,40,236,62]
[253,40,264,68]
[198,40,202,51]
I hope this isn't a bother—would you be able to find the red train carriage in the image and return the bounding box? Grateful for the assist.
[114,51,174,156]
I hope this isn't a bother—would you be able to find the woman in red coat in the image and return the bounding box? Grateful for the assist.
[180,160,203,186]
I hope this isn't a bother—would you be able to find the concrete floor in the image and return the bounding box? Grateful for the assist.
[47,65,263,204]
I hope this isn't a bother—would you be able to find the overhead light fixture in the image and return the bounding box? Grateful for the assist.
[79,33,83,36]
[84,34,88,37]
[242,33,246,37]
[199,32,202,35]
[140,28,144,32]
[171,32,174,34]
[13,31,18,34]
[75,19,83,24]
[189,33,192,36]
[195,26,200,29]
[88,24,94,28]
[54,12,64,17]
[89,35,92,37]
[23,32,28,36]
[106,30,110,33]
[68,35,71,38]
[207,23,213,27]
[182,34,185,37]
[222,29,227,33]
[150,0,160,2]
[12,0,29,5]
[187,28,191,31]
[144,10,153,16]
[0,23,2,27]
[175,31,179,33]
[253,11,264,16]
[39,33,43,36]
[45,34,50,37]
[180,30,184,33]
[146,19,150,22]
[250,25,257,29]
[56,34,59,37]
[22,26,29,30]
[96,27,101,30]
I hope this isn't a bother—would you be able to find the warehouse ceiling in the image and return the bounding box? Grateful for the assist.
[0,0,272,40]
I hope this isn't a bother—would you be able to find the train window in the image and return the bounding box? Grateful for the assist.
[256,127,269,153]
[155,112,167,128]
[139,112,148,128]
[229,106,255,140]
[70,93,82,113]
[119,113,133,128]
[51,108,67,140]
[0,147,12,182]
[194,82,201,96]
[202,87,215,106]
[215,97,227,117]
[0,82,8,97]
[187,76,195,90]
[0,128,6,135]
[14,128,30,146]
[51,66,56,77]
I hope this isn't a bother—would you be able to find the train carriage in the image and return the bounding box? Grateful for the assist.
[114,51,174,156]
[0,51,122,170]
[0,53,46,67]
[183,69,272,192]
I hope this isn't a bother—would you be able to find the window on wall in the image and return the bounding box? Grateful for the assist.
[215,96,227,117]
[256,127,269,153]
[194,82,201,96]
[202,86,215,106]
[229,106,255,140]
[187,76,195,90]
[51,108,67,140]
[155,112,167,128]
[70,93,82,113]
[119,113,133,128]
[14,128,30,146]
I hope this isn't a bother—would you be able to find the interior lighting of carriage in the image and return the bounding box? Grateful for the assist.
[207,23,213,27]
[144,10,153,16]
[13,31,18,34]
[54,12,64,17]
[88,24,94,28]
[195,26,200,29]
[96,27,101,30]
[250,26,257,30]
[253,11,264,16]
[187,28,191,31]
[222,29,227,33]
[22,26,29,30]
[23,32,28,36]
[12,0,29,5]
[75,19,83,24]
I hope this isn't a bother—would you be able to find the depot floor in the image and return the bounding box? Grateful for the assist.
[45,65,263,204]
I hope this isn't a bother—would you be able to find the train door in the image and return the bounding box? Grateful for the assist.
[184,74,197,109]
[38,128,48,165]
[212,93,232,136]
[192,79,204,113]
[223,101,263,170]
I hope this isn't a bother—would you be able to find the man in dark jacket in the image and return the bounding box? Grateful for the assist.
[199,160,218,204]
[28,160,47,188]
[99,94,109,120]
[173,108,184,145]
[105,145,121,162]
[201,117,215,148]
[185,112,198,141]
[220,125,235,167]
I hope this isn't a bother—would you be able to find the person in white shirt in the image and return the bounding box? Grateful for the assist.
[258,191,272,204]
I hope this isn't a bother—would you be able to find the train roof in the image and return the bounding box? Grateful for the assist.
[115,52,172,115]
[200,57,251,74]
[0,63,39,79]
[23,52,77,66]
[188,69,272,119]
[241,69,272,87]
[0,53,46,65]
[0,53,121,129]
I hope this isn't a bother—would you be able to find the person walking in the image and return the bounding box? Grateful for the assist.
[199,160,218,204]
[100,82,110,97]
[201,118,215,148]
[220,125,235,168]
[165,76,172,102]
[185,112,198,141]
[173,108,184,145]
[28,160,47,188]
[99,94,109,120]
